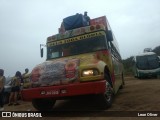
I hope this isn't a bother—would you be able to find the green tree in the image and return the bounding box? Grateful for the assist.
[122,56,134,75]
[152,46,160,56]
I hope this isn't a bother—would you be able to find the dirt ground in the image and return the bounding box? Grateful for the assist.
[2,76,160,119]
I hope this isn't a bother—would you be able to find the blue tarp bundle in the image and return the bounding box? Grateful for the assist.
[63,14,88,30]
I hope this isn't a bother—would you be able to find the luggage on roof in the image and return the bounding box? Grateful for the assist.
[63,13,88,30]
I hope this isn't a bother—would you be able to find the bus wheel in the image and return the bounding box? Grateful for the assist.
[32,98,56,111]
[137,72,142,79]
[120,73,125,89]
[97,81,114,109]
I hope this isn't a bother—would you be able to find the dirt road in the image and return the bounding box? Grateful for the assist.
[2,76,160,119]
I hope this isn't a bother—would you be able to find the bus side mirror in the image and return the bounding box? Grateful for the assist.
[41,48,43,58]
[106,30,113,41]
[158,57,160,66]
[40,44,46,58]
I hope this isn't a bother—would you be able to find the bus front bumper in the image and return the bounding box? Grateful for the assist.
[21,80,106,101]
[138,69,160,78]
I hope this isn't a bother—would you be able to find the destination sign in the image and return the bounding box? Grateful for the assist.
[47,31,105,47]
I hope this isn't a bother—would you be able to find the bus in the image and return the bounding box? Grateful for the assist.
[133,52,160,78]
[21,15,124,111]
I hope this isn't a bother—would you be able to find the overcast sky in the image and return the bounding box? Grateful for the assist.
[0,0,160,76]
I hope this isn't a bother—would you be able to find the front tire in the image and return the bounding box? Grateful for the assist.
[97,81,114,109]
[32,98,56,111]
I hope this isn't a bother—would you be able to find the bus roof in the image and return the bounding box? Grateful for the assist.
[136,52,156,57]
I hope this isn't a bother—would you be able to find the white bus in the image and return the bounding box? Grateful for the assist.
[133,52,160,78]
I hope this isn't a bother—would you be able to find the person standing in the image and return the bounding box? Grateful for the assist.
[84,11,90,26]
[22,68,29,77]
[0,69,5,111]
[22,68,30,89]
[8,71,22,106]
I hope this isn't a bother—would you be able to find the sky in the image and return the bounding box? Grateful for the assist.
[0,0,160,76]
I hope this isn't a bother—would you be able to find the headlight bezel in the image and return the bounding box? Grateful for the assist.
[81,68,100,77]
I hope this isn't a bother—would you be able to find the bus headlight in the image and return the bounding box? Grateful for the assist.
[82,69,99,77]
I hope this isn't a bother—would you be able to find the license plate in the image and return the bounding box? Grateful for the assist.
[46,90,59,95]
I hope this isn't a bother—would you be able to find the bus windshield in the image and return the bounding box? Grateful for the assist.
[136,55,160,70]
[47,35,107,59]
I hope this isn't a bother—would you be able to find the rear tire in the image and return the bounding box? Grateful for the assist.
[32,98,56,111]
[120,73,125,89]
